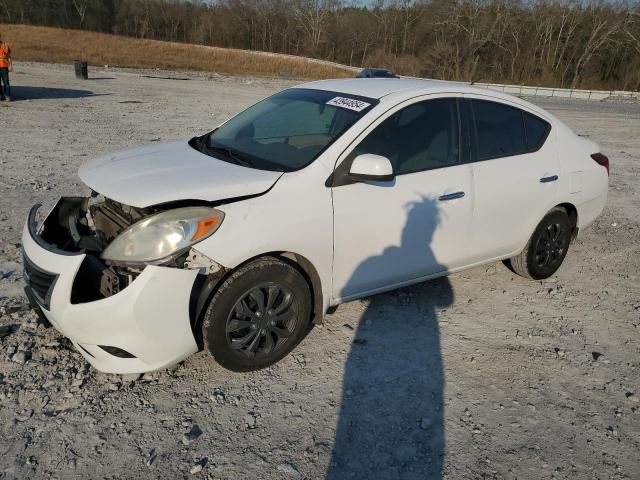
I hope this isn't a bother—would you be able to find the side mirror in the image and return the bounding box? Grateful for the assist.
[348,154,394,182]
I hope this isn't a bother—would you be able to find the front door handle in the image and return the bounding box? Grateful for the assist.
[540,175,558,183]
[438,191,465,201]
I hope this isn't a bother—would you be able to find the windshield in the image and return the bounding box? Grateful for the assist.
[193,88,377,172]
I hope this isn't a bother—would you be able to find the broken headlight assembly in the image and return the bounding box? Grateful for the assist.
[101,207,225,265]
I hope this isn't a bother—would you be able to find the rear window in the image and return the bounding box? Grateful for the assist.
[472,100,551,161]
[473,100,527,160]
[523,111,551,150]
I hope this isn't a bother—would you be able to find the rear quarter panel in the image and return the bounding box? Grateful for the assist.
[555,120,608,229]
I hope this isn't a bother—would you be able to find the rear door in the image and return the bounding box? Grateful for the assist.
[463,96,560,261]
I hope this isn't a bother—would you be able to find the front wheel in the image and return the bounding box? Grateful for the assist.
[202,257,312,372]
[508,208,572,280]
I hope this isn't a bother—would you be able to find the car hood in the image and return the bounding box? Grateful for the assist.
[78,141,283,208]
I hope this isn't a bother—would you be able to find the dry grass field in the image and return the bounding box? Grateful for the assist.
[0,24,354,79]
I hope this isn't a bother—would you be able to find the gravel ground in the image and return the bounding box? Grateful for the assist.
[1,63,639,480]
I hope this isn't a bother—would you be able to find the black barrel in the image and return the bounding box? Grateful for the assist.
[73,60,88,80]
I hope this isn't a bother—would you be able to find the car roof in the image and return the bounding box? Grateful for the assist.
[360,68,395,74]
[298,78,448,99]
[296,78,514,100]
[296,77,553,120]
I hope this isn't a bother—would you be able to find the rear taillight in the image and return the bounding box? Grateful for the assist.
[591,153,609,176]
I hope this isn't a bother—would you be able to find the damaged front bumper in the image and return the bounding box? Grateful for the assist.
[22,203,201,374]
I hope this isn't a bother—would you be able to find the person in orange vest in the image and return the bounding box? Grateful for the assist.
[0,34,12,102]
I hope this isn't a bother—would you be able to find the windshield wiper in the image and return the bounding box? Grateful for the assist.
[192,134,286,172]
[207,144,255,168]
[189,135,207,153]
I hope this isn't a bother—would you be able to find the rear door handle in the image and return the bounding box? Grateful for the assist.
[438,191,465,201]
[540,175,558,183]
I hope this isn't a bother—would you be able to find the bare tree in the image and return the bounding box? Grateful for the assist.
[1,0,639,90]
[71,0,89,28]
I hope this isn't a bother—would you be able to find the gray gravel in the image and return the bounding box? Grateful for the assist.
[1,63,639,479]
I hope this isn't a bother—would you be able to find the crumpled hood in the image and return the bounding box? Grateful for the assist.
[78,141,283,208]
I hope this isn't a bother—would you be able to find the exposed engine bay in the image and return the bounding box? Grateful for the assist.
[36,194,220,303]
[40,195,149,253]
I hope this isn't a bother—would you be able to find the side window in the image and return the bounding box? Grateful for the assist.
[523,111,551,151]
[472,100,527,160]
[352,98,460,174]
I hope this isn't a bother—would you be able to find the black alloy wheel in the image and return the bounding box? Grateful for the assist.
[508,207,572,280]
[533,220,569,271]
[226,283,299,358]
[202,257,312,372]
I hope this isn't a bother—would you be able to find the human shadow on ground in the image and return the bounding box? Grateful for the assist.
[7,86,109,101]
[327,197,453,480]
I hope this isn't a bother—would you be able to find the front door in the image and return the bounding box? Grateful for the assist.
[331,97,474,301]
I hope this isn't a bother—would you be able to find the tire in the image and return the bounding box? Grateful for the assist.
[509,207,572,280]
[202,257,311,372]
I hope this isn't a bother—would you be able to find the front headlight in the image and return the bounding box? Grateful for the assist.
[101,207,224,264]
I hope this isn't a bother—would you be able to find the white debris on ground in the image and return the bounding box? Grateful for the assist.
[0,63,639,479]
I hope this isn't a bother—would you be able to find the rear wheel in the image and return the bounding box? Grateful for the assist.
[202,257,311,372]
[509,208,571,280]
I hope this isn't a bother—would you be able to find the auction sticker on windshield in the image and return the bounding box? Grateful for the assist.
[326,96,371,112]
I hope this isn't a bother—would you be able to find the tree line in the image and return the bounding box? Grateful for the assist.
[2,0,640,90]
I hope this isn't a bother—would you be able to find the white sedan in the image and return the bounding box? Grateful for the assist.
[22,79,609,373]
